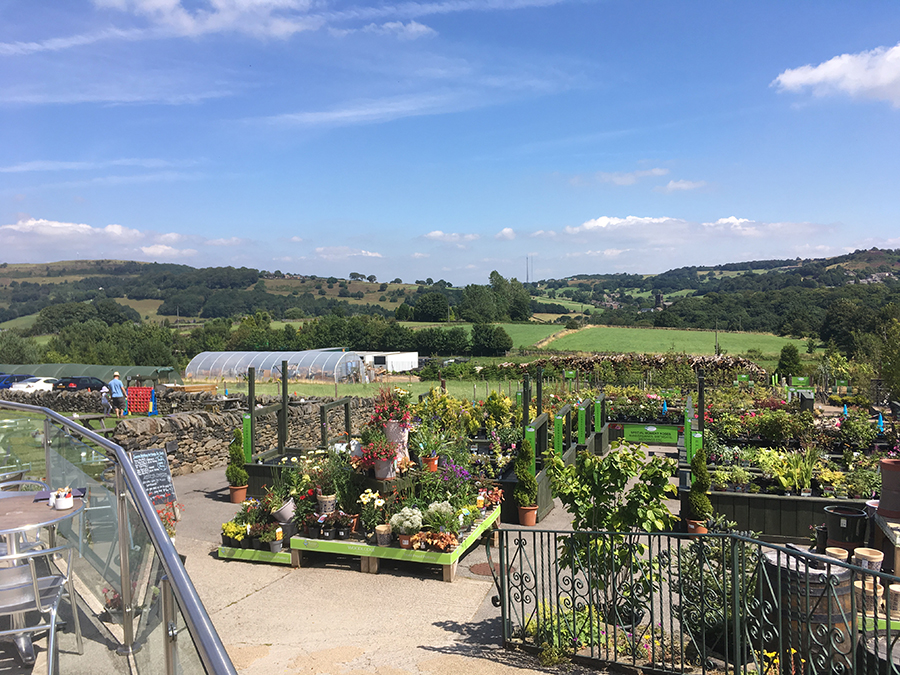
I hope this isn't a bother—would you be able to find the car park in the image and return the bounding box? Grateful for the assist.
[9,377,59,392]
[53,376,108,392]
[0,374,33,389]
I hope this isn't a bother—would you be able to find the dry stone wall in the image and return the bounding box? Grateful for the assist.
[0,388,374,476]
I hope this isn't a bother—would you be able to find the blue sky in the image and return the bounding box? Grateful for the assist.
[2,1,900,285]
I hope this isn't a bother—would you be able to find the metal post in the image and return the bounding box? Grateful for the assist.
[279,360,288,453]
[162,576,178,675]
[319,405,327,449]
[578,405,586,446]
[522,375,530,441]
[248,367,256,458]
[43,417,52,487]
[115,463,138,654]
[697,369,705,433]
[536,368,543,418]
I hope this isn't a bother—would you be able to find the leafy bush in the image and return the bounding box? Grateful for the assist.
[513,439,538,507]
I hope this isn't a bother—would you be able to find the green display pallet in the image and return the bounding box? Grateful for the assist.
[290,506,500,581]
[217,546,296,566]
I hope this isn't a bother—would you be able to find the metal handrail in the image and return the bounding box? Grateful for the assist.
[0,400,236,675]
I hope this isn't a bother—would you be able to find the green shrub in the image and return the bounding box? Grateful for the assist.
[688,444,712,521]
[513,439,538,507]
[226,464,249,487]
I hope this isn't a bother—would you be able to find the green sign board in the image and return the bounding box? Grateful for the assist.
[565,370,577,380]
[791,376,810,387]
[736,374,750,382]
[243,413,252,463]
[623,424,679,445]
[836,379,849,387]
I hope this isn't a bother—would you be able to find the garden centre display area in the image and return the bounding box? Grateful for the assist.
[214,360,900,584]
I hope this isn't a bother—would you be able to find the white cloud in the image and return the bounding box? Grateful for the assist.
[656,179,706,193]
[579,167,669,187]
[290,236,303,242]
[565,215,675,235]
[140,244,197,257]
[207,237,245,246]
[531,229,556,237]
[412,252,430,258]
[314,246,382,259]
[0,217,142,240]
[566,248,628,258]
[0,28,144,56]
[0,158,195,173]
[424,230,480,243]
[773,42,900,107]
[259,94,458,127]
[361,21,436,40]
[495,227,515,240]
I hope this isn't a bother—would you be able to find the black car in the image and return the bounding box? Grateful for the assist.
[53,376,108,392]
[0,374,33,389]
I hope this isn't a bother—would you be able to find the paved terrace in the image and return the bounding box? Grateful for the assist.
[2,451,681,675]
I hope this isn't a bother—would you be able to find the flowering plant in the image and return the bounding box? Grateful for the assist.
[103,588,123,611]
[357,489,386,531]
[389,506,423,535]
[370,387,413,428]
[357,436,398,469]
[156,502,184,537]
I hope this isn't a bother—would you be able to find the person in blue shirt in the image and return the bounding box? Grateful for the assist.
[108,372,126,417]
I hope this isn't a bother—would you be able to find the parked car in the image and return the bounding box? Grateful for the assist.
[53,376,108,392]
[0,374,33,389]
[9,377,59,392]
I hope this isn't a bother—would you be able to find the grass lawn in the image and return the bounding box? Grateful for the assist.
[548,325,807,356]
[0,313,39,331]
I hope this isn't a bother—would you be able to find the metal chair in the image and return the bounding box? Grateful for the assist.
[0,479,50,496]
[0,544,83,673]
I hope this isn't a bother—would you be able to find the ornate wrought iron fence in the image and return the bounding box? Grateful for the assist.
[488,529,900,674]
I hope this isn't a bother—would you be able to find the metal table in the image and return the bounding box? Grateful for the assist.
[0,494,84,664]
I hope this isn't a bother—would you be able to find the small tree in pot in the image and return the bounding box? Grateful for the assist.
[513,439,539,526]
[226,428,249,504]
[687,443,713,534]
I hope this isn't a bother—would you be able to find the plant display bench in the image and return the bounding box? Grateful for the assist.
[290,506,501,582]
[217,545,297,566]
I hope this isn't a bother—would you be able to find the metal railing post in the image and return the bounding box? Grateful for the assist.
[43,417,53,487]
[115,462,138,654]
[162,576,178,675]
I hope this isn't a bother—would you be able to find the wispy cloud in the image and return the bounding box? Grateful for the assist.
[207,237,246,246]
[565,215,676,235]
[332,20,437,40]
[141,244,197,256]
[572,167,668,187]
[314,246,383,259]
[773,42,900,107]
[424,230,480,244]
[655,179,706,193]
[0,158,197,173]
[258,93,467,127]
[0,27,146,56]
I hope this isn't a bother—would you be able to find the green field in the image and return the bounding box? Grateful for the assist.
[0,313,38,331]
[548,325,807,356]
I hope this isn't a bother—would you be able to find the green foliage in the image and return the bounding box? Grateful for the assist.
[512,439,538,507]
[226,463,249,487]
[0,331,44,364]
[688,443,713,521]
[775,343,803,378]
[228,428,244,465]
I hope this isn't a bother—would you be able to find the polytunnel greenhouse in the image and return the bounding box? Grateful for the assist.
[184,350,363,383]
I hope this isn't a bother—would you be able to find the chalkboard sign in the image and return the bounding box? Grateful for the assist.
[131,448,176,506]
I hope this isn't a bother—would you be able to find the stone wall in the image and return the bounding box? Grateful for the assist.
[0,388,374,476]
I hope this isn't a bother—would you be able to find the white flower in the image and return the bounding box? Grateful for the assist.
[375,499,385,508]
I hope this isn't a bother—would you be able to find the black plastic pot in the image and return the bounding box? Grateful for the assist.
[824,505,867,553]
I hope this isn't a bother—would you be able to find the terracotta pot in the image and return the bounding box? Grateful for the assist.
[686,519,708,535]
[229,485,247,504]
[398,533,413,549]
[422,456,439,472]
[518,505,538,526]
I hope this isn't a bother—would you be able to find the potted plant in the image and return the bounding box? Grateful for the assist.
[389,506,423,548]
[423,501,459,535]
[221,520,244,548]
[357,489,385,537]
[687,444,713,534]
[728,466,751,492]
[320,512,337,540]
[711,468,731,491]
[332,512,353,539]
[371,386,413,461]
[512,439,538,526]
[411,421,445,472]
[787,446,820,496]
[304,512,322,539]
[357,432,398,480]
[226,429,249,503]
[259,524,282,553]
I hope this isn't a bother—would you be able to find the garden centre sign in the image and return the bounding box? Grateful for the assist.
[622,424,679,444]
